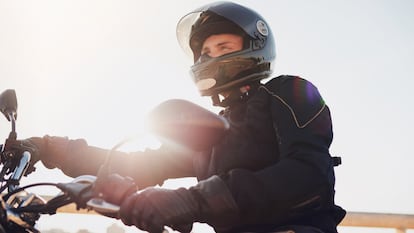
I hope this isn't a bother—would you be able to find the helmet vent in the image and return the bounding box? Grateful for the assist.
[196,78,217,91]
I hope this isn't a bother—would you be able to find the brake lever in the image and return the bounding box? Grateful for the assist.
[86,197,120,214]
[55,175,120,214]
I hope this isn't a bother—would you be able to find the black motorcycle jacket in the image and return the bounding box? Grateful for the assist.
[193,75,346,232]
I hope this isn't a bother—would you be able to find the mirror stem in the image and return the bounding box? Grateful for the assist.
[8,115,17,140]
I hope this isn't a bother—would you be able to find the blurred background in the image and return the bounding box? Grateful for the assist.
[1,0,413,232]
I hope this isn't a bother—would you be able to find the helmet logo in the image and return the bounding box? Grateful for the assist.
[256,20,268,36]
[196,78,216,91]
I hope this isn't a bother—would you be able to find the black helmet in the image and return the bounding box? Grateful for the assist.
[177,1,276,98]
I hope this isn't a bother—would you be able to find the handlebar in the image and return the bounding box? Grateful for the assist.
[0,89,125,232]
[8,151,31,193]
[0,174,122,232]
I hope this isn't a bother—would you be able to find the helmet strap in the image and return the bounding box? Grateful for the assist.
[211,83,259,107]
[211,94,221,107]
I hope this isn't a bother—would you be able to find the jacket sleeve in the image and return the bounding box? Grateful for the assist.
[41,136,196,188]
[219,76,337,225]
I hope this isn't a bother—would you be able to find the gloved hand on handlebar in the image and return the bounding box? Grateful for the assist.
[117,175,239,233]
[3,138,42,175]
[93,169,138,206]
[119,187,195,233]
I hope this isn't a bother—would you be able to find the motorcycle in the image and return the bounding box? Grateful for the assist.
[0,89,229,233]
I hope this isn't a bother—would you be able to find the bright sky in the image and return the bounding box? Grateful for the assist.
[1,0,413,233]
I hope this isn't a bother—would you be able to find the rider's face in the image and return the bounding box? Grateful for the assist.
[200,33,244,98]
[201,33,243,58]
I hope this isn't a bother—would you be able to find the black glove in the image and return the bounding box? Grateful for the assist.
[3,138,42,175]
[118,175,239,233]
[93,170,138,206]
[119,187,195,233]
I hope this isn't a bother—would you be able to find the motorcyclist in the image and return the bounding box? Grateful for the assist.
[19,1,346,233]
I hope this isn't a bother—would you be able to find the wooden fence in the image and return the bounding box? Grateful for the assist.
[55,204,414,232]
[340,212,414,233]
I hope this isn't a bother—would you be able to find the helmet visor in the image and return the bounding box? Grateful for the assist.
[177,11,200,61]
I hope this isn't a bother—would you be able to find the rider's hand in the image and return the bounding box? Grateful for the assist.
[3,138,42,175]
[119,187,195,233]
[118,175,239,233]
[93,171,138,206]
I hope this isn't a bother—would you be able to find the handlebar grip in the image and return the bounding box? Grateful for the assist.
[9,151,31,192]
